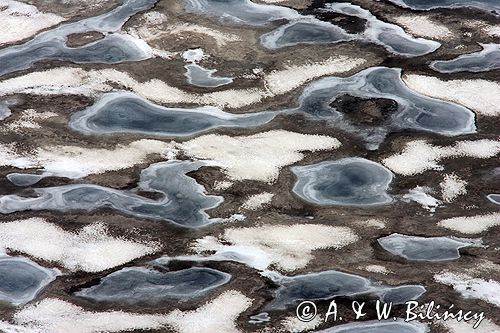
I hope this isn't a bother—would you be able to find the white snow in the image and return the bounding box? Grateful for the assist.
[438,213,500,235]
[393,15,451,39]
[404,74,500,117]
[403,186,440,212]
[175,130,341,183]
[0,218,160,272]
[0,0,64,45]
[434,272,500,307]
[192,224,358,271]
[382,139,500,176]
[363,264,391,275]
[165,290,252,333]
[0,139,169,179]
[440,173,467,203]
[281,315,323,333]
[182,48,206,63]
[242,192,274,210]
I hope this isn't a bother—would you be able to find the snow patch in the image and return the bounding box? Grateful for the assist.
[174,130,341,183]
[0,218,160,272]
[382,139,500,176]
[403,186,440,212]
[393,15,451,39]
[281,315,323,332]
[440,173,467,203]
[441,318,500,333]
[438,213,500,234]
[242,192,274,210]
[363,264,391,275]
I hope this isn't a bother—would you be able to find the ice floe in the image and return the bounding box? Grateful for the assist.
[378,233,479,262]
[292,158,394,206]
[0,218,159,272]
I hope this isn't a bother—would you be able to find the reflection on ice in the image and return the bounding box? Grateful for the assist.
[0,0,156,77]
[378,234,479,262]
[0,161,223,228]
[292,67,476,149]
[265,270,425,310]
[70,92,276,137]
[75,267,230,305]
[431,44,500,73]
[292,158,394,206]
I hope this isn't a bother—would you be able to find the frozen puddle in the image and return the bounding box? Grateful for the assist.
[378,234,479,262]
[316,320,428,333]
[265,270,425,310]
[70,92,276,137]
[292,158,393,206]
[387,0,500,14]
[280,2,439,56]
[185,64,233,88]
[487,194,500,205]
[0,161,223,228]
[0,254,58,306]
[431,44,500,73]
[75,267,230,305]
[293,67,475,148]
[0,0,156,77]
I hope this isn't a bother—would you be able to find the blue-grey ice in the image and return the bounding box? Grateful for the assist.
[0,0,157,77]
[184,0,300,26]
[315,320,428,333]
[7,174,45,187]
[265,270,425,310]
[292,158,394,206]
[388,0,500,14]
[0,160,224,228]
[263,3,440,56]
[487,194,500,205]
[75,267,230,304]
[378,233,479,262]
[0,255,58,306]
[292,67,476,149]
[431,44,500,73]
[69,92,277,137]
[185,64,233,88]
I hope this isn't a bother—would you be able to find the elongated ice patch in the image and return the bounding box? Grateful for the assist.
[431,44,500,73]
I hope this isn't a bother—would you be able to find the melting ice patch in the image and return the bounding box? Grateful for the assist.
[264,270,425,310]
[0,161,224,228]
[70,92,276,137]
[431,44,500,73]
[388,0,500,14]
[292,158,394,206]
[0,254,58,306]
[75,267,231,305]
[292,67,475,149]
[378,233,479,262]
[316,320,428,333]
[184,64,233,88]
[0,0,157,77]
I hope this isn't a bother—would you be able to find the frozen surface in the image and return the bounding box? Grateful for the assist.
[292,67,475,149]
[70,92,274,137]
[487,194,500,205]
[185,64,233,88]
[0,0,156,77]
[431,44,500,73]
[265,270,425,310]
[388,0,500,14]
[378,233,478,261]
[75,267,231,305]
[0,161,224,228]
[292,158,394,206]
[316,320,428,333]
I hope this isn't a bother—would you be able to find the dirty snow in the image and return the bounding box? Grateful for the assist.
[1,109,57,132]
[438,213,500,234]
[404,74,500,117]
[0,218,159,272]
[382,139,500,176]
[174,130,341,183]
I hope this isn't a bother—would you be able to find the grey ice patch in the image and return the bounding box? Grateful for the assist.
[431,44,500,73]
[291,67,476,149]
[316,320,428,333]
[75,267,231,305]
[264,270,425,310]
[7,173,45,187]
[185,64,233,88]
[487,194,500,205]
[0,255,59,306]
[0,0,157,77]
[291,158,394,206]
[69,92,277,137]
[387,0,500,15]
[0,160,224,228]
[378,233,479,262]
